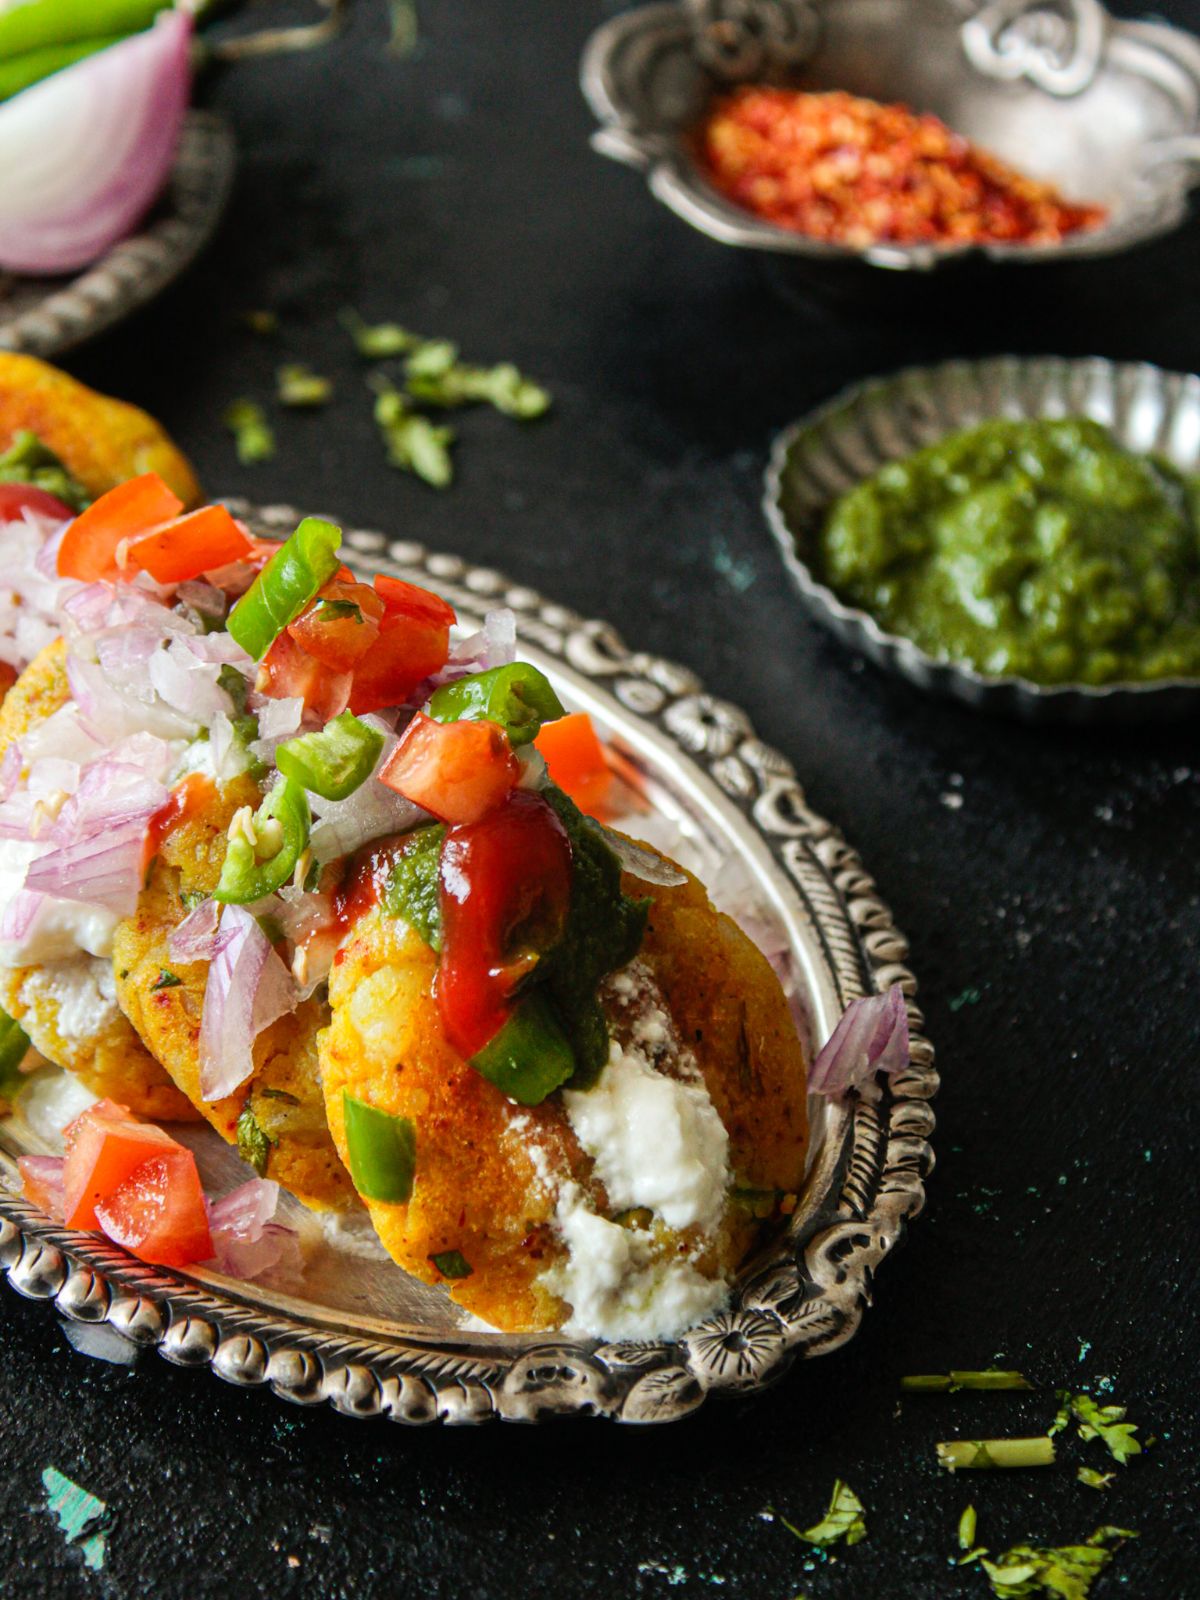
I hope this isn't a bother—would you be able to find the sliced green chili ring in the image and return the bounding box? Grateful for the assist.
[427,662,565,747]
[342,1093,416,1202]
[226,516,343,661]
[430,1250,473,1280]
[0,1007,31,1098]
[276,711,384,801]
[213,778,311,904]
[469,991,576,1107]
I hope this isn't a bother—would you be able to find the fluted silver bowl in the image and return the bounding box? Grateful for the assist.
[582,0,1200,273]
[764,355,1200,724]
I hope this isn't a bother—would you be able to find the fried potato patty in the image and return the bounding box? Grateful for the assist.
[112,779,358,1211]
[0,641,199,1121]
[318,867,808,1331]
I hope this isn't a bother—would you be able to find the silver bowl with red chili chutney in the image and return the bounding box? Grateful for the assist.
[581,0,1200,272]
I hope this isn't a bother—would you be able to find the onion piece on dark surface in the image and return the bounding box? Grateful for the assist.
[809,984,909,1096]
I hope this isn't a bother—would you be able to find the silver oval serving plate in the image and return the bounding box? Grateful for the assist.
[765,354,1200,725]
[0,506,936,1424]
[581,0,1200,273]
[0,111,235,359]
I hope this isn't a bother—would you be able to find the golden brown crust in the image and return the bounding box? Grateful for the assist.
[0,353,200,506]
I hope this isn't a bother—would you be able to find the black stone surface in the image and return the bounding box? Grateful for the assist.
[3,3,1199,1595]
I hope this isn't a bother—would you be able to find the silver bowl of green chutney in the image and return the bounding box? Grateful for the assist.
[764,355,1200,725]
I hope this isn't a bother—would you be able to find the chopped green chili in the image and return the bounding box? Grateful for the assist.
[342,1093,416,1202]
[150,969,182,991]
[214,778,311,904]
[276,711,384,801]
[223,399,275,465]
[427,663,565,746]
[469,992,576,1107]
[0,431,89,511]
[0,1006,31,1098]
[226,516,343,660]
[430,1250,473,1280]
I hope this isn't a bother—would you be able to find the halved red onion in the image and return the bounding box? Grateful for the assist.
[809,985,909,1097]
[168,897,221,962]
[198,906,299,1101]
[0,11,192,276]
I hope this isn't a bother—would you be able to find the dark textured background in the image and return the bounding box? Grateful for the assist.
[3,2,1200,1595]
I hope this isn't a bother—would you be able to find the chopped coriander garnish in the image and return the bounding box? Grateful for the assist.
[260,1087,301,1105]
[430,1250,473,1279]
[979,1525,1137,1599]
[340,307,419,359]
[1077,1466,1115,1490]
[936,1437,1056,1471]
[405,354,551,419]
[315,598,363,624]
[223,399,275,465]
[903,1370,1032,1393]
[1059,1393,1142,1465]
[218,663,250,716]
[277,364,333,408]
[372,378,455,487]
[772,1481,866,1548]
[236,1105,274,1177]
[958,1505,978,1551]
[0,431,89,512]
[150,969,182,991]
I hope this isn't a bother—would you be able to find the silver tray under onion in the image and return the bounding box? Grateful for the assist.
[581,0,1200,275]
[0,505,936,1425]
[0,112,235,359]
[765,354,1200,724]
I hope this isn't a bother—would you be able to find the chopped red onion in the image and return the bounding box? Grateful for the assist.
[148,638,231,721]
[33,520,69,579]
[60,1318,139,1366]
[0,743,19,803]
[175,581,227,621]
[25,818,153,914]
[0,888,44,942]
[426,607,517,690]
[198,906,300,1101]
[168,897,221,962]
[809,985,910,1097]
[17,1154,65,1221]
[309,776,427,864]
[0,11,192,275]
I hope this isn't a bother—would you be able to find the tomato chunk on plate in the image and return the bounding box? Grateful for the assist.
[379,712,518,824]
[62,1097,179,1229]
[95,1149,213,1268]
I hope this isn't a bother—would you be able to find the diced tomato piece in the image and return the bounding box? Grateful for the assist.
[436,791,573,1056]
[18,1154,65,1221]
[56,473,184,582]
[94,1150,213,1268]
[379,712,518,825]
[349,619,451,715]
[62,1098,179,1229]
[124,505,253,585]
[373,573,456,629]
[287,579,384,672]
[0,661,17,701]
[258,630,352,722]
[0,483,74,523]
[535,712,611,815]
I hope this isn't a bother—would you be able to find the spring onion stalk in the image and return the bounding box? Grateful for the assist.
[937,1438,1056,1472]
[902,1370,1032,1393]
[342,1093,416,1202]
[226,517,342,660]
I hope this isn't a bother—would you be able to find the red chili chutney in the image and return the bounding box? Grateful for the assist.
[696,87,1106,248]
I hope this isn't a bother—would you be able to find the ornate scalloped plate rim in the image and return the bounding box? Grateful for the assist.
[764,354,1200,720]
[0,111,235,359]
[0,507,937,1424]
[579,1,1200,272]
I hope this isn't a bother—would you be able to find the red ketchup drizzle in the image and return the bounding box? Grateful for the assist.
[142,774,216,876]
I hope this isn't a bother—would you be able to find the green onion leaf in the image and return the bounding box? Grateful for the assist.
[430,1250,472,1280]
[342,1093,416,1202]
[936,1438,1056,1471]
[223,399,275,465]
[276,711,384,802]
[902,1370,1033,1393]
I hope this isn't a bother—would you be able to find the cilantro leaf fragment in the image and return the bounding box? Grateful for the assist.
[236,1105,274,1177]
[224,400,275,465]
[1076,1467,1115,1490]
[150,969,182,991]
[340,308,420,359]
[979,1525,1137,1599]
[277,364,333,408]
[773,1480,867,1549]
[1057,1392,1143,1465]
[372,379,455,488]
[405,351,551,419]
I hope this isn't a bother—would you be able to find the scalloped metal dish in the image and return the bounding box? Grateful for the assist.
[581,0,1200,274]
[0,112,235,359]
[766,355,1200,724]
[0,507,936,1424]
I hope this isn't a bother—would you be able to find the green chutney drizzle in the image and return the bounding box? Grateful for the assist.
[814,417,1200,685]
